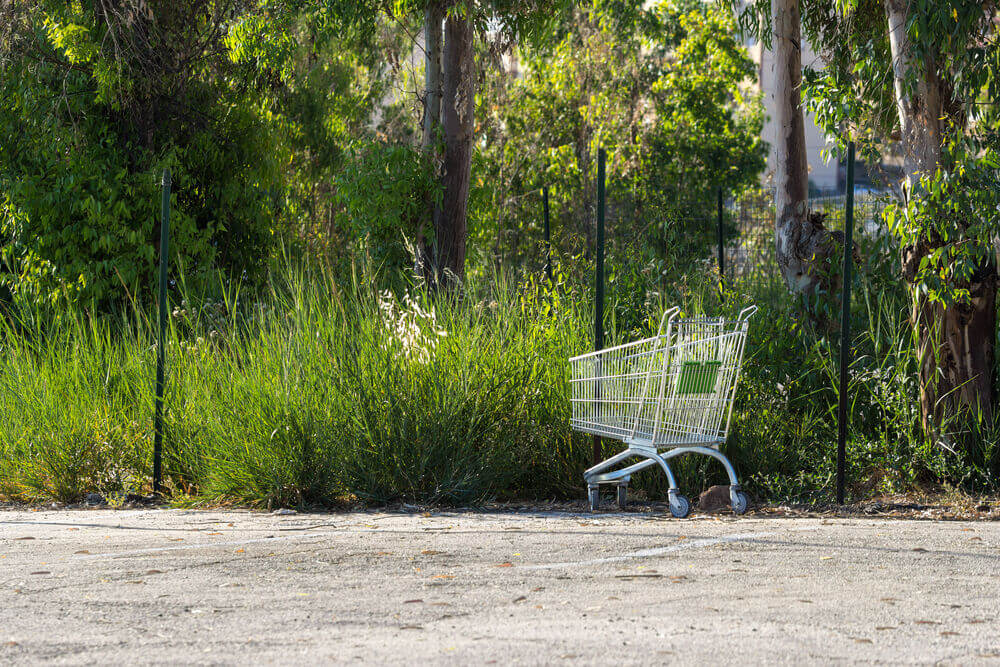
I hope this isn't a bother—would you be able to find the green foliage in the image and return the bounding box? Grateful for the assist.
[333,144,440,273]
[0,2,283,307]
[471,0,767,276]
[884,140,1000,305]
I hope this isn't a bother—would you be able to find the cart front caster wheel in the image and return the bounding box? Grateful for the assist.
[669,495,691,519]
[731,490,750,515]
[616,485,628,509]
[588,487,600,512]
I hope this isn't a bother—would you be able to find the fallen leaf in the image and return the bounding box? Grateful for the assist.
[969,537,982,542]
[400,625,423,630]
[29,571,50,575]
[14,537,35,541]
[404,599,423,604]
[208,532,222,536]
[169,538,184,542]
[146,570,163,575]
[496,562,513,568]
[421,550,442,556]
[912,547,928,553]
[74,550,90,555]
[940,631,960,636]
[126,580,145,585]
[513,596,527,603]
[853,638,873,644]
[876,626,896,631]
[798,599,813,604]
[235,549,245,554]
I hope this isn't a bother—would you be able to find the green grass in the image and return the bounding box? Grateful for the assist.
[0,258,996,507]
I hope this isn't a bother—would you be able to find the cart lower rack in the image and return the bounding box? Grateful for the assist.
[569,306,757,517]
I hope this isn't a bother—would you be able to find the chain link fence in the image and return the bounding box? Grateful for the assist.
[722,188,892,288]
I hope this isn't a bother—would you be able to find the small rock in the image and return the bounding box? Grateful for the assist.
[85,493,105,506]
[272,508,296,516]
[697,485,732,513]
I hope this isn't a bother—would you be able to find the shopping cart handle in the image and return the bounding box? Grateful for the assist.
[737,305,758,321]
[656,307,681,335]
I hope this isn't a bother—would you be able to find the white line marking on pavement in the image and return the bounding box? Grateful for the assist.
[522,532,771,569]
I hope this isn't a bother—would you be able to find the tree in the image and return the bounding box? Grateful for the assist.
[326,0,570,287]
[736,0,1000,431]
[436,8,475,284]
[770,0,840,295]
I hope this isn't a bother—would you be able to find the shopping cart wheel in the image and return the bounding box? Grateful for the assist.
[616,485,628,509]
[731,490,750,515]
[669,495,691,519]
[588,486,600,511]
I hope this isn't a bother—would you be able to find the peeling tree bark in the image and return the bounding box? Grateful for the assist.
[771,0,837,295]
[885,0,997,427]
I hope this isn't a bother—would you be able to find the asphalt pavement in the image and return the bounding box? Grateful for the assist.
[1,507,998,665]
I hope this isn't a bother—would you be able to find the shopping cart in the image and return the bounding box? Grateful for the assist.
[569,306,757,517]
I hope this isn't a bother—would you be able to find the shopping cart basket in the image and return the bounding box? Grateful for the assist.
[569,306,757,517]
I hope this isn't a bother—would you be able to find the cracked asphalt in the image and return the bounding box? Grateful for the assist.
[1,507,999,665]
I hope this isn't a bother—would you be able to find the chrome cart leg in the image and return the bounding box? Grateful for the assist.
[587,485,600,512]
[616,483,628,509]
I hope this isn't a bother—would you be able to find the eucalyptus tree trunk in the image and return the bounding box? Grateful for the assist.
[885,0,997,427]
[436,9,474,286]
[418,2,443,277]
[421,4,443,152]
[771,0,836,295]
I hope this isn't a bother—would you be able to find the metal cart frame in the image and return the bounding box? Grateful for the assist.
[569,306,757,517]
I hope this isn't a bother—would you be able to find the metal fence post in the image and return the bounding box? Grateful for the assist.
[717,186,725,293]
[153,168,170,495]
[593,148,606,467]
[836,142,855,505]
[543,185,552,283]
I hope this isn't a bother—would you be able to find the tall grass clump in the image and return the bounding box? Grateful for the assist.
[0,312,152,502]
[0,262,600,506]
[1,244,997,508]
